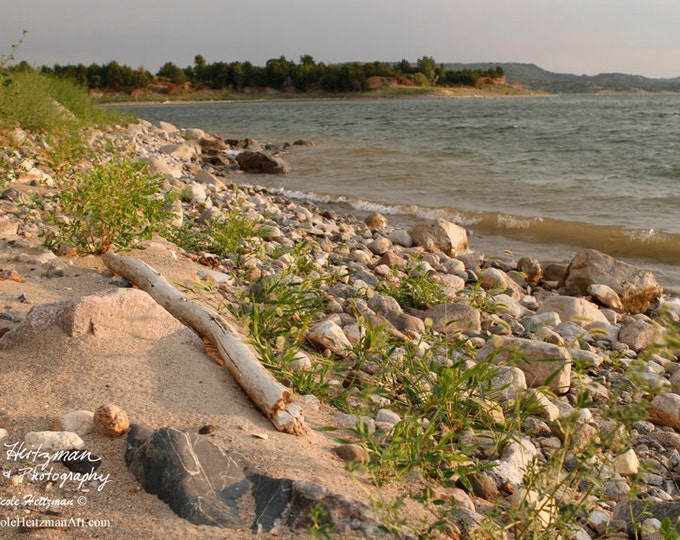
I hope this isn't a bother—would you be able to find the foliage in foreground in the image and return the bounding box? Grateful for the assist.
[44,157,169,254]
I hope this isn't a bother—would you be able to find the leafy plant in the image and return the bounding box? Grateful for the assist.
[47,157,169,253]
[378,264,446,310]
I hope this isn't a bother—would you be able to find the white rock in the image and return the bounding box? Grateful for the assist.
[614,448,639,476]
[375,409,401,426]
[25,431,84,450]
[0,428,7,441]
[537,296,609,328]
[307,319,353,356]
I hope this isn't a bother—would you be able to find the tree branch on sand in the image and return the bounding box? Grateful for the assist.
[102,250,308,436]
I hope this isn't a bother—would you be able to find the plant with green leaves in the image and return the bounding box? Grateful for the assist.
[46,157,169,253]
[377,263,446,310]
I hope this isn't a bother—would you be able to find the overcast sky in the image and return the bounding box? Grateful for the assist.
[2,0,679,78]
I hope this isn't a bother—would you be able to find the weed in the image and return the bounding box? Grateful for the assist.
[307,502,336,539]
[46,157,169,253]
[378,264,446,310]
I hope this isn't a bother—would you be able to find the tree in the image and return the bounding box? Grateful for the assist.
[157,62,187,84]
[416,56,437,85]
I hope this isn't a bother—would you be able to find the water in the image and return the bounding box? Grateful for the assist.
[116,94,680,293]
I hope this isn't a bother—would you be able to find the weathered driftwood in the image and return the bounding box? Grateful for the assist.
[102,250,307,436]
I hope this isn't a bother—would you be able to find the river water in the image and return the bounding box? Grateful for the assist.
[117,94,680,293]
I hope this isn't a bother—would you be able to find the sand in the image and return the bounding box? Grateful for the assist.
[0,239,423,539]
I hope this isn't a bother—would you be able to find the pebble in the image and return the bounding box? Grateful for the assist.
[93,404,130,437]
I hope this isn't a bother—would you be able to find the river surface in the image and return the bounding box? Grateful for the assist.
[117,95,680,293]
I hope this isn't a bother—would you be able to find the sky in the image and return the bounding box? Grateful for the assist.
[2,0,680,78]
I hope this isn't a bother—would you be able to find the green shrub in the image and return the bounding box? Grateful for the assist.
[0,68,129,133]
[47,157,168,253]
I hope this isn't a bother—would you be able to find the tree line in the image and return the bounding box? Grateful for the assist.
[32,55,504,93]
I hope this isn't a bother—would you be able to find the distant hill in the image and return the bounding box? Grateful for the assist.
[443,62,680,93]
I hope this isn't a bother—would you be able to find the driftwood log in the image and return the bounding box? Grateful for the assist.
[102,250,307,436]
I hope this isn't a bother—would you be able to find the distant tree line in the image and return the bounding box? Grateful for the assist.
[37,55,504,93]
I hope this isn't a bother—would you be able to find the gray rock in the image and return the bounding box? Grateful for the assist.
[0,288,196,349]
[236,151,290,174]
[619,319,663,352]
[410,218,468,256]
[537,295,609,328]
[307,319,352,356]
[559,249,662,314]
[477,336,572,394]
[125,425,391,535]
[614,500,680,536]
[421,303,481,336]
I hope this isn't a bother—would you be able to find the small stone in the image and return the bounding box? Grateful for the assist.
[60,448,102,474]
[375,409,401,426]
[0,428,7,441]
[467,472,499,502]
[199,425,217,435]
[94,404,130,437]
[332,443,368,464]
[9,475,22,487]
[365,213,388,228]
[25,431,84,451]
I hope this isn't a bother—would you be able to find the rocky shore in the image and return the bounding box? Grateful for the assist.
[0,120,679,539]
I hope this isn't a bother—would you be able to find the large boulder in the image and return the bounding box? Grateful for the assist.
[0,288,195,349]
[421,303,481,336]
[125,425,389,536]
[559,249,662,313]
[409,218,468,257]
[236,151,291,174]
[536,295,609,328]
[477,336,572,394]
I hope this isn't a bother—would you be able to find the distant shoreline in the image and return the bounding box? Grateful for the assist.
[97,84,548,107]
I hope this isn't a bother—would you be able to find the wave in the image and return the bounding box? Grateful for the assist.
[259,186,680,266]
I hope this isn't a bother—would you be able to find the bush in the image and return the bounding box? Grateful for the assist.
[47,157,168,253]
[0,68,129,132]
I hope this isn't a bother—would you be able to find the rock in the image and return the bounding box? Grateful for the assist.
[332,444,368,464]
[421,303,481,336]
[0,288,197,349]
[614,500,680,537]
[367,237,392,255]
[477,336,572,394]
[409,218,468,257]
[194,169,226,188]
[60,449,102,474]
[375,409,401,426]
[467,472,499,502]
[588,283,624,310]
[126,425,389,535]
[489,366,527,403]
[94,404,130,437]
[236,151,291,174]
[479,268,508,290]
[51,410,94,436]
[537,295,609,328]
[619,319,663,352]
[307,319,352,356]
[0,215,19,237]
[647,393,680,430]
[559,249,662,313]
[517,257,542,283]
[614,448,639,476]
[160,141,201,161]
[509,488,557,528]
[292,139,315,146]
[25,431,84,451]
[158,120,179,133]
[365,213,388,228]
[386,229,413,248]
[367,294,425,334]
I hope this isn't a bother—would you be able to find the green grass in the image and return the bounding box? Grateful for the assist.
[0,68,130,133]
